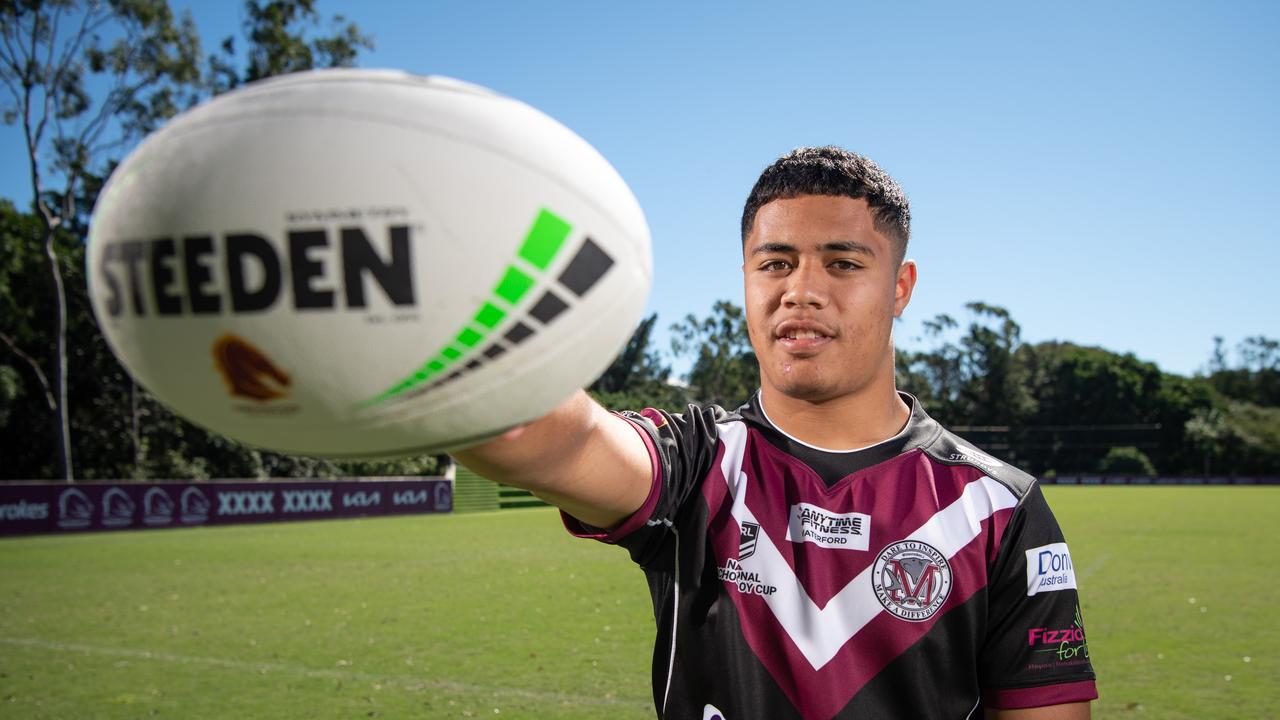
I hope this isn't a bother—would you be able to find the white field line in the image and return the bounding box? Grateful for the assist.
[0,636,652,711]
[1077,551,1112,584]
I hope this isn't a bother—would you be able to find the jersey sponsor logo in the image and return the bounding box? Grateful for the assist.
[703,704,726,720]
[0,500,49,521]
[1025,542,1077,596]
[873,540,953,622]
[785,503,870,551]
[716,558,777,597]
[1026,604,1091,669]
[949,444,1003,470]
[738,521,760,559]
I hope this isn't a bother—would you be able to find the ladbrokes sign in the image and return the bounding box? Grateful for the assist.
[0,479,450,537]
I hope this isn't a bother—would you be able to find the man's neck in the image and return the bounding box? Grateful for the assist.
[758,384,911,451]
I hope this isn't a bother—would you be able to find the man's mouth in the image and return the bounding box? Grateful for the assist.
[774,322,835,353]
[780,329,827,340]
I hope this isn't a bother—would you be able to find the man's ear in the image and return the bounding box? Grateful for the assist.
[894,260,917,318]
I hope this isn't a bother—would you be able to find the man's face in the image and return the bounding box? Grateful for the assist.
[743,195,916,404]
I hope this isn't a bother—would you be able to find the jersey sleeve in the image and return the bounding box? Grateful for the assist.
[560,404,724,568]
[980,483,1099,709]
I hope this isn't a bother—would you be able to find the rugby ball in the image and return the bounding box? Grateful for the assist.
[87,69,651,457]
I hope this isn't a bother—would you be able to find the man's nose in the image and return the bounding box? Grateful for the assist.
[781,262,828,308]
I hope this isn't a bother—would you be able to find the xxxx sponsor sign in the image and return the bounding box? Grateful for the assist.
[0,478,451,537]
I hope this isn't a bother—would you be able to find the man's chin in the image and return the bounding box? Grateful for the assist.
[768,375,845,404]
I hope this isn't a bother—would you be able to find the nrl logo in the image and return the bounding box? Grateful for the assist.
[738,521,760,560]
[872,540,953,622]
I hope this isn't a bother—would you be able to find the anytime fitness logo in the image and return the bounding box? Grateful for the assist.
[785,503,870,551]
[873,540,953,622]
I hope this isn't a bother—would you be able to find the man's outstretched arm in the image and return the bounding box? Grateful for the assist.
[451,389,654,529]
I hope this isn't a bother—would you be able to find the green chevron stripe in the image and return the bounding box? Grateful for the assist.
[361,208,574,408]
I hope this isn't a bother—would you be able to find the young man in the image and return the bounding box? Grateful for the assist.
[455,147,1097,719]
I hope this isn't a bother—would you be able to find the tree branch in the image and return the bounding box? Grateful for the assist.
[0,331,57,412]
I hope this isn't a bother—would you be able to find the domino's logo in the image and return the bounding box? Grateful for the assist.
[1025,543,1078,596]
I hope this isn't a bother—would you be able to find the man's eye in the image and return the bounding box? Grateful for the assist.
[830,260,862,271]
[761,260,790,272]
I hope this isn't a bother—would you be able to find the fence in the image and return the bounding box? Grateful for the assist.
[0,477,451,537]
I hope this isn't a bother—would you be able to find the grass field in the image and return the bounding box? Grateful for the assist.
[1,487,1276,719]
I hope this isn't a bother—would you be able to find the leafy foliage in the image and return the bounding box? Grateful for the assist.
[670,300,757,408]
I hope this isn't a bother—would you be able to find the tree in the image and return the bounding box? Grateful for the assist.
[898,302,1035,428]
[671,300,758,407]
[207,0,372,93]
[1,0,202,480]
[1097,446,1156,476]
[0,0,377,481]
[1207,335,1280,408]
[589,313,687,411]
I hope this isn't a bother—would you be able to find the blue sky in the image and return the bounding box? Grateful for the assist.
[4,1,1276,378]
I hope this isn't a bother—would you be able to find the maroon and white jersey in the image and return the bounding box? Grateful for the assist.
[564,394,1097,720]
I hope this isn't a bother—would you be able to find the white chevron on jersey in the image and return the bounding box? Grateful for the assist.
[715,422,1021,669]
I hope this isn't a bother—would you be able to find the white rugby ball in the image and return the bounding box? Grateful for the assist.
[87,69,651,457]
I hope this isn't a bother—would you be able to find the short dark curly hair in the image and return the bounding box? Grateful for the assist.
[741,147,911,262]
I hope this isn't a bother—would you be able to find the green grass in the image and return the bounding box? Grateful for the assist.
[1045,487,1279,720]
[0,512,656,719]
[1,488,1277,719]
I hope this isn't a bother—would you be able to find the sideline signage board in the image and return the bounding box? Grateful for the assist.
[0,479,451,537]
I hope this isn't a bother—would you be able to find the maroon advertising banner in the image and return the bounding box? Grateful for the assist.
[0,478,451,537]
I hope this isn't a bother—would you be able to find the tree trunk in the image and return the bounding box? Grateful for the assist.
[43,229,74,482]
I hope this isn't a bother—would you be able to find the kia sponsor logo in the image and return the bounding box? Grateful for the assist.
[217,490,275,516]
[393,489,429,507]
[342,491,381,508]
[0,500,50,521]
[1025,542,1078,596]
[281,489,332,513]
